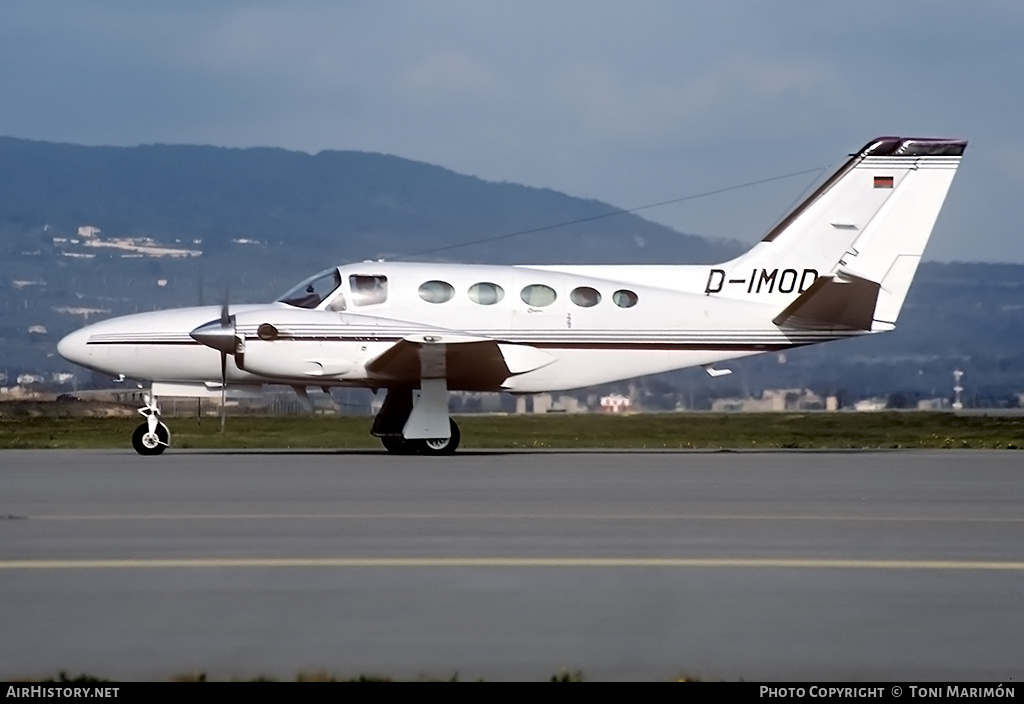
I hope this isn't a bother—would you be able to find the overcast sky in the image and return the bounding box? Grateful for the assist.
[1,1,1020,262]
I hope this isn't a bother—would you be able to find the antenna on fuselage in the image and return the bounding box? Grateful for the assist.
[390,165,829,260]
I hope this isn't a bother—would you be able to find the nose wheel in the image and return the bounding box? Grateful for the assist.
[132,393,170,456]
[132,421,170,456]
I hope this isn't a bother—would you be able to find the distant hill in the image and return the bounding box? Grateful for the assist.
[0,136,736,266]
[0,137,1020,406]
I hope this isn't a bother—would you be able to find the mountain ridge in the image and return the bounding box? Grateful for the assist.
[0,135,738,265]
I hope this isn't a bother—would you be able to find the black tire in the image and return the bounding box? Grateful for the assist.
[132,421,169,456]
[417,419,461,455]
[381,436,416,454]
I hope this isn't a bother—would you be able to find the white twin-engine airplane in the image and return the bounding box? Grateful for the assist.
[57,136,966,455]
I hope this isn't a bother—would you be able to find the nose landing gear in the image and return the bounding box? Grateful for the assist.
[132,394,170,456]
[132,421,170,455]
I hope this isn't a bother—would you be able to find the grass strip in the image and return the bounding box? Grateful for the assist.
[2,412,1022,450]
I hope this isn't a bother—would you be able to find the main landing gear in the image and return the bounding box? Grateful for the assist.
[378,419,461,455]
[132,394,170,456]
[372,386,461,455]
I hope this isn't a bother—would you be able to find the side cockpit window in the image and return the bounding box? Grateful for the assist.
[350,274,388,307]
[326,294,346,312]
[277,269,342,309]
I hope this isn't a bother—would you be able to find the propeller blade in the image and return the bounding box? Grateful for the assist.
[220,350,227,433]
[220,292,230,327]
[220,287,230,433]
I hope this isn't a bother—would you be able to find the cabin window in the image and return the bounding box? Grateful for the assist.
[570,286,601,308]
[349,274,388,307]
[612,289,638,308]
[468,282,504,305]
[418,280,455,304]
[277,268,342,309]
[520,284,556,307]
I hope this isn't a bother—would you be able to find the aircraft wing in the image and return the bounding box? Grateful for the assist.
[364,333,556,389]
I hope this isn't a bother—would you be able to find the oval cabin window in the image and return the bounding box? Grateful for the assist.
[468,282,505,306]
[520,284,557,307]
[418,280,455,304]
[612,289,638,308]
[570,286,601,308]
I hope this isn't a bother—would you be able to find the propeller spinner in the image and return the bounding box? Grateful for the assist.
[190,302,239,356]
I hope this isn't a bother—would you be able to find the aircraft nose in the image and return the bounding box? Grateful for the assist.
[57,327,92,367]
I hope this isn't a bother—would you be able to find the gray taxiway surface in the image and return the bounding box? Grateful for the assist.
[1,449,1022,681]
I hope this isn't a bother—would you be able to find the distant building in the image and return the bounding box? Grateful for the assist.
[712,388,824,413]
[83,237,201,257]
[77,226,101,239]
[600,393,632,413]
[515,394,586,413]
[452,391,505,413]
[854,397,888,412]
[52,306,112,318]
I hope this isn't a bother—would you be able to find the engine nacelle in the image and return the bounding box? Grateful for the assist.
[237,339,360,380]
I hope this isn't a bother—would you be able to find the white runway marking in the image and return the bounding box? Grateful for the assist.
[28,512,1024,523]
[3,557,1024,570]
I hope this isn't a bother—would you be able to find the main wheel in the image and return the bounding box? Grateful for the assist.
[417,419,461,455]
[381,436,416,455]
[132,421,169,456]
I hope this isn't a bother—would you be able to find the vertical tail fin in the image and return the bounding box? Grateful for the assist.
[708,137,966,329]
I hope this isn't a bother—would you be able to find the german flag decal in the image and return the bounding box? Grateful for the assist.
[874,175,894,189]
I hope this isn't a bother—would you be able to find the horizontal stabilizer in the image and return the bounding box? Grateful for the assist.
[772,274,880,331]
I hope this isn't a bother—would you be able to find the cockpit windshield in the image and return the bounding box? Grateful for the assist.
[277,268,342,309]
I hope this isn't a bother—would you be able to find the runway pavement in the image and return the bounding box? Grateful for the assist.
[1,449,1022,681]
